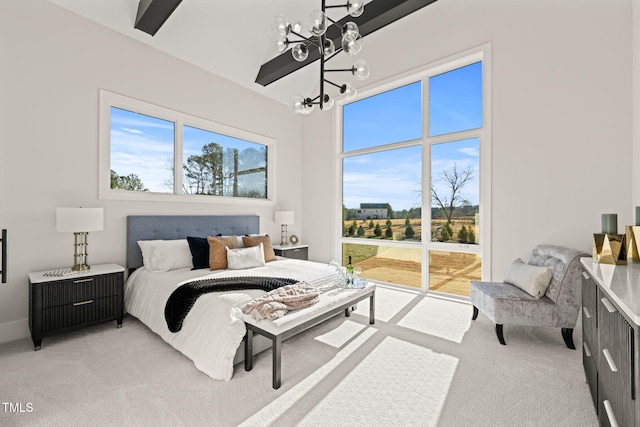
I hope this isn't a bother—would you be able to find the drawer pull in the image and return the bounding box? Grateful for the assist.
[73,278,94,284]
[582,307,591,319]
[73,299,94,306]
[601,297,617,313]
[582,271,590,280]
[583,342,592,357]
[603,348,618,372]
[603,400,619,427]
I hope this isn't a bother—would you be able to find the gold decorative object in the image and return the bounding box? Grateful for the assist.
[626,226,640,262]
[593,233,627,265]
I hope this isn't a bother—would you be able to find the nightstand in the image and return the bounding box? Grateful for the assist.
[273,244,309,260]
[28,263,125,350]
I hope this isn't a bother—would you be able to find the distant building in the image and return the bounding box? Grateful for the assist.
[357,203,388,220]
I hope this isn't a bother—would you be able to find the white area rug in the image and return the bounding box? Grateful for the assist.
[1,285,597,427]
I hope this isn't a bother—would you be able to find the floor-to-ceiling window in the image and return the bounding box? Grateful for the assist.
[339,49,489,296]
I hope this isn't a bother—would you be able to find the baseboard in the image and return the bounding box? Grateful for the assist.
[0,318,30,344]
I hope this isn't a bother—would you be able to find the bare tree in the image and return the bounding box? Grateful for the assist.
[431,163,474,224]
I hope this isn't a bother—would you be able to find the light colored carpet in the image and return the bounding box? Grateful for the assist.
[1,285,598,427]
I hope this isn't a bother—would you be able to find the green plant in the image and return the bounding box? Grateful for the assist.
[458,225,468,242]
[357,225,365,237]
[441,228,451,241]
[385,224,393,238]
[405,223,415,239]
[374,223,382,237]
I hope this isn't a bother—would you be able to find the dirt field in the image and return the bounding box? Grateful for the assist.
[342,242,481,297]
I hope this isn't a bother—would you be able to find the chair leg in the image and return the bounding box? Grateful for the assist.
[495,324,506,345]
[561,328,575,350]
[472,306,478,320]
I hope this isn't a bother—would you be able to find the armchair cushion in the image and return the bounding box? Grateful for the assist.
[503,258,554,298]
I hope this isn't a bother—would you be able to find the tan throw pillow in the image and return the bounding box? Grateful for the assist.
[504,258,554,298]
[207,236,238,270]
[242,235,277,262]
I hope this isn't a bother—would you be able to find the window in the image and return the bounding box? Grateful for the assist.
[99,90,273,203]
[339,49,489,296]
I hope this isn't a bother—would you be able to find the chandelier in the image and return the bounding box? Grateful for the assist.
[271,1,370,114]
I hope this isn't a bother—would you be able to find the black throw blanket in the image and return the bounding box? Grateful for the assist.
[165,276,299,332]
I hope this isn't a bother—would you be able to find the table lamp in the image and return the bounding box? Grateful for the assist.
[56,207,104,271]
[274,211,294,246]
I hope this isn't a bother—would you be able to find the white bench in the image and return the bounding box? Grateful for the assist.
[243,283,376,389]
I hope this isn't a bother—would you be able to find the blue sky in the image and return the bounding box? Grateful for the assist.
[342,62,482,211]
[111,108,265,193]
[111,61,482,204]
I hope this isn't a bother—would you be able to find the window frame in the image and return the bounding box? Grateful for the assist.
[98,89,276,204]
[334,44,492,292]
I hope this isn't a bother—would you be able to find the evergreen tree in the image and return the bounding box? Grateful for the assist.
[385,224,393,238]
[458,225,468,243]
[374,223,382,237]
[468,229,476,244]
[405,223,415,239]
[441,228,451,241]
[357,225,365,237]
[405,215,411,227]
[348,224,356,236]
[369,218,375,229]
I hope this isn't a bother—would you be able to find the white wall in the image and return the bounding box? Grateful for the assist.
[0,0,303,342]
[302,0,633,277]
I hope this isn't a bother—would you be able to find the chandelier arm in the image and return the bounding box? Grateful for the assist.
[290,31,321,48]
[325,67,356,73]
[324,79,343,89]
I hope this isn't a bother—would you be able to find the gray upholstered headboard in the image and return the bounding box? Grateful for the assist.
[126,215,260,273]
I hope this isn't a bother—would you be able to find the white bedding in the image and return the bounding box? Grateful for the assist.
[124,258,341,380]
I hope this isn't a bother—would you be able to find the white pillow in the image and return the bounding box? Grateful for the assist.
[226,243,266,270]
[504,258,554,298]
[137,239,193,272]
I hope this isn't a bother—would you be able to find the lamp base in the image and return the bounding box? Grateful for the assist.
[72,232,91,271]
[280,224,289,246]
[593,233,627,265]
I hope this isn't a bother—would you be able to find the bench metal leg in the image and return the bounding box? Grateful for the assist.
[369,292,375,324]
[244,328,254,371]
[273,336,282,389]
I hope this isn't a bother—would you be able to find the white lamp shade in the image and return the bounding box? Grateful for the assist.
[274,210,295,225]
[56,208,104,232]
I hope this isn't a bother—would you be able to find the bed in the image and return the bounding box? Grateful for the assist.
[124,215,375,384]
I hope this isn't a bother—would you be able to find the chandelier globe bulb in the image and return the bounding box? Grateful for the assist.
[342,32,363,56]
[307,10,328,36]
[289,94,306,114]
[353,59,370,80]
[292,43,309,62]
[272,15,291,38]
[346,1,365,17]
[342,83,357,100]
[322,95,335,110]
[321,38,335,56]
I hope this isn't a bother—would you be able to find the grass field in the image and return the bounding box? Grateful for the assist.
[342,216,481,297]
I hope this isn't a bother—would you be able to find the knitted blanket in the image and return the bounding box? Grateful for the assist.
[242,283,321,320]
[165,276,299,332]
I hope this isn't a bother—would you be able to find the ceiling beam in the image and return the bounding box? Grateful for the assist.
[135,0,184,36]
[255,0,438,87]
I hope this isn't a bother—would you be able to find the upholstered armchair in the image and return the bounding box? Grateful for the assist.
[470,244,588,348]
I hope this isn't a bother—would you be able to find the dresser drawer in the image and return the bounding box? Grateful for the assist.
[41,273,122,308]
[41,296,120,332]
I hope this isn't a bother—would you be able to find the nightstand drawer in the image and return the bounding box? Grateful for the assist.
[41,273,121,308]
[274,246,308,260]
[41,296,120,332]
